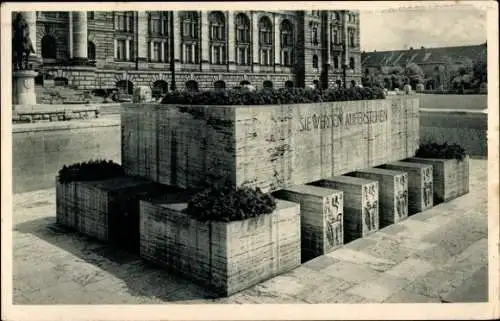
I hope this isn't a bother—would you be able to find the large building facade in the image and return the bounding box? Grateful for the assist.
[20,10,361,95]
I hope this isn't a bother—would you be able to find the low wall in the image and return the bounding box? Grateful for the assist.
[417,94,487,111]
[13,116,121,194]
[419,109,487,156]
[122,98,420,192]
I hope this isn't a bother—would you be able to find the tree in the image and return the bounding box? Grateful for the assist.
[405,63,425,89]
[473,60,487,84]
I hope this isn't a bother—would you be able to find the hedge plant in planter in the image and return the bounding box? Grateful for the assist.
[139,178,301,297]
[56,159,171,253]
[160,87,386,105]
[406,142,469,203]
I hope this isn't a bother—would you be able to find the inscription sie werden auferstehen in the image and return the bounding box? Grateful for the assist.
[298,110,388,132]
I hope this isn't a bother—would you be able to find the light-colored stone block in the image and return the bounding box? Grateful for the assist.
[347,168,408,227]
[380,161,433,214]
[311,176,379,242]
[274,185,344,262]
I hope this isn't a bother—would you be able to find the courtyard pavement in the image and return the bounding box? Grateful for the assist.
[12,159,488,304]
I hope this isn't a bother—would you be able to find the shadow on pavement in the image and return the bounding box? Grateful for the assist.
[14,216,220,303]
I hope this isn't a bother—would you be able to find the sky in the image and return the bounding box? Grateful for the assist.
[359,3,488,52]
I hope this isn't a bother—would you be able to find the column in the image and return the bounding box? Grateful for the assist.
[150,41,154,61]
[273,14,280,69]
[251,12,259,72]
[343,11,349,67]
[200,11,210,70]
[172,11,181,70]
[125,38,130,60]
[68,12,73,59]
[114,38,118,59]
[72,11,88,63]
[227,12,235,71]
[160,41,165,61]
[136,11,148,69]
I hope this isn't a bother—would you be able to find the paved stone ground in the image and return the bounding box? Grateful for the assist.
[12,159,488,304]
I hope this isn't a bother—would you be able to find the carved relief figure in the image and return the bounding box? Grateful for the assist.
[422,168,433,207]
[325,195,342,248]
[395,175,408,219]
[363,184,378,232]
[12,13,35,70]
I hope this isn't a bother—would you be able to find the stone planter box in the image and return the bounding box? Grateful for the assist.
[139,197,301,297]
[406,156,469,203]
[380,162,433,214]
[273,185,344,262]
[347,168,408,227]
[122,97,419,192]
[310,176,379,243]
[56,176,174,252]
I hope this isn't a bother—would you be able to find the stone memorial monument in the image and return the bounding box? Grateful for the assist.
[12,12,38,106]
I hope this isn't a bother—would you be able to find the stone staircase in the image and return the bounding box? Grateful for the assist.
[35,85,104,105]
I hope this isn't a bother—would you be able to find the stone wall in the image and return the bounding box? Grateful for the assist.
[13,117,121,193]
[122,97,419,192]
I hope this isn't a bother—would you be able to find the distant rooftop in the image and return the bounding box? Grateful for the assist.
[361,43,487,67]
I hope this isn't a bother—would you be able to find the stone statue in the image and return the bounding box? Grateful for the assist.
[12,13,35,70]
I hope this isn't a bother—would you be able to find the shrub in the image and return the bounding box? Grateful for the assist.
[161,87,385,105]
[58,160,125,183]
[185,178,277,222]
[415,142,467,161]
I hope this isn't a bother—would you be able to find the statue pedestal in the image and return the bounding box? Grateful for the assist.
[13,70,38,106]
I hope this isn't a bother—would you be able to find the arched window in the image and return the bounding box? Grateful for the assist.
[185,80,199,92]
[88,41,96,61]
[312,55,319,69]
[152,80,168,98]
[349,57,355,69]
[41,35,57,59]
[209,11,226,65]
[280,20,294,67]
[263,80,273,89]
[181,11,199,64]
[259,16,273,66]
[116,80,134,95]
[285,80,294,88]
[235,13,251,65]
[214,80,226,91]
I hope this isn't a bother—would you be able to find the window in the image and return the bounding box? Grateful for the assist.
[88,41,96,60]
[311,24,319,45]
[152,42,161,61]
[280,20,294,66]
[334,12,340,20]
[259,16,273,65]
[41,35,57,59]
[214,80,226,91]
[183,43,198,63]
[332,28,338,44]
[88,12,95,20]
[312,55,319,68]
[333,56,339,69]
[349,57,355,69]
[149,12,169,35]
[349,30,355,47]
[235,13,251,65]
[209,12,226,64]
[116,39,126,60]
[263,80,273,89]
[115,12,134,32]
[237,47,250,65]
[182,11,199,39]
[181,11,199,63]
